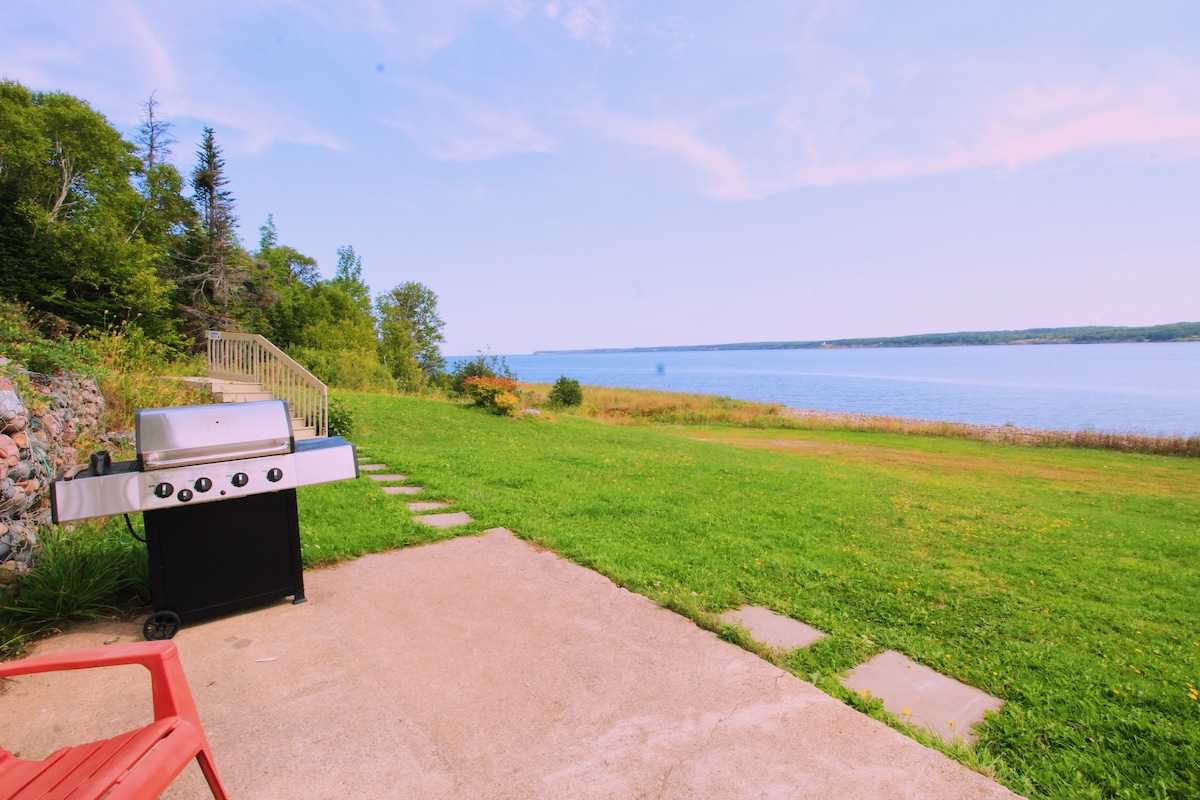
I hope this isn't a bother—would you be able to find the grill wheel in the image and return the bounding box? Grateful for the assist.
[143,610,181,640]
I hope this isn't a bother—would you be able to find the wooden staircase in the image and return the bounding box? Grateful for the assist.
[184,376,318,440]
[191,331,329,439]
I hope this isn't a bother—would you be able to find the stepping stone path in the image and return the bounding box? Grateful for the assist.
[362,474,472,527]
[719,605,828,651]
[407,502,451,512]
[358,463,388,471]
[717,606,1001,746]
[416,511,474,529]
[842,650,1004,744]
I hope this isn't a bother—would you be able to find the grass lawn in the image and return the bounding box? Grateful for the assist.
[304,391,1200,800]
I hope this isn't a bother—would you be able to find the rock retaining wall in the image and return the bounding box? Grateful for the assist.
[0,359,104,586]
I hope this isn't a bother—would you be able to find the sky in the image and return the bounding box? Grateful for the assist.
[3,1,1199,355]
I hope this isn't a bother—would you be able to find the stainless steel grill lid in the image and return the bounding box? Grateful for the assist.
[136,399,293,470]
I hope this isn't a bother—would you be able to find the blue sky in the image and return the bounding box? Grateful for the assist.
[4,1,1199,355]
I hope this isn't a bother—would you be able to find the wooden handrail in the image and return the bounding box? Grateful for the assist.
[206,331,328,438]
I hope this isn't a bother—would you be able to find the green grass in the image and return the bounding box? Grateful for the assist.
[340,390,1200,800]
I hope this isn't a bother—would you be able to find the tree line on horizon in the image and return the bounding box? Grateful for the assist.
[0,79,444,393]
[535,322,1200,355]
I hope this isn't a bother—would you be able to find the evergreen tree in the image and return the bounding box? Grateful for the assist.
[257,215,319,287]
[128,91,192,249]
[175,126,245,333]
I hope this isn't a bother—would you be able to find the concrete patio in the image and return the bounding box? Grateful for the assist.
[0,528,1019,799]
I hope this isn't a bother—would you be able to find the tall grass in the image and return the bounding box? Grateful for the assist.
[522,382,787,426]
[87,324,206,444]
[0,520,149,656]
[523,382,1200,457]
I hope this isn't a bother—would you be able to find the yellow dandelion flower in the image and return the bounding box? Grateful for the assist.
[903,708,911,715]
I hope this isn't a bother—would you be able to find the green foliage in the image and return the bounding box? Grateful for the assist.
[327,395,354,438]
[86,323,206,434]
[548,375,583,407]
[258,214,319,287]
[268,279,392,392]
[290,344,395,393]
[0,80,177,337]
[333,245,371,312]
[0,300,98,375]
[375,281,446,391]
[447,353,514,395]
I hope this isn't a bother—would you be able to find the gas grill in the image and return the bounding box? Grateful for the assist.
[50,400,358,639]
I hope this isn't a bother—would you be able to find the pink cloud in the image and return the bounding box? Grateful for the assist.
[578,111,751,199]
[984,80,1200,168]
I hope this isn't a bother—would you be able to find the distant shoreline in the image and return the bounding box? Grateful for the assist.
[531,322,1200,355]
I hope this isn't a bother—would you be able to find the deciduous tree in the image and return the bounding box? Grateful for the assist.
[375,282,445,390]
[0,80,175,336]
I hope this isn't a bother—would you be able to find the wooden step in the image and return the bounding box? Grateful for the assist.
[205,378,263,393]
[213,389,275,403]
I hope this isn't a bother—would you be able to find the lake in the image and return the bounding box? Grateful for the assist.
[462,343,1200,437]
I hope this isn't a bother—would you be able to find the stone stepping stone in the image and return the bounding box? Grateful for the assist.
[719,605,827,651]
[382,486,423,495]
[368,474,407,482]
[358,463,388,471]
[416,511,473,528]
[842,650,1004,744]
[407,501,451,512]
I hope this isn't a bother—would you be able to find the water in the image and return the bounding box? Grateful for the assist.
[460,343,1200,437]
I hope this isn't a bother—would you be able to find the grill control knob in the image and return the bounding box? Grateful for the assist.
[266,468,283,483]
[177,489,194,502]
[195,477,213,493]
[154,482,174,499]
[231,472,249,488]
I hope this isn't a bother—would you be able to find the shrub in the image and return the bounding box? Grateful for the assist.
[0,301,97,375]
[327,396,354,438]
[494,390,520,416]
[448,353,514,395]
[548,376,583,407]
[462,376,520,416]
[88,323,206,433]
[289,345,396,393]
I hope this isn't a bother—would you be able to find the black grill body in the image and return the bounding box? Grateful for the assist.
[143,489,306,625]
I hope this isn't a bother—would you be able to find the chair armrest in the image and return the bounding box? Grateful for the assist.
[0,641,201,722]
[0,641,176,679]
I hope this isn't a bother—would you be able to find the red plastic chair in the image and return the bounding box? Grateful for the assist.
[0,640,228,799]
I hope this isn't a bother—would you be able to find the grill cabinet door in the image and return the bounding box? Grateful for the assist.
[143,489,305,623]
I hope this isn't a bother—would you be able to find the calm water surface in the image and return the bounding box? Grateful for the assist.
[471,343,1200,437]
